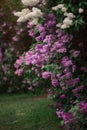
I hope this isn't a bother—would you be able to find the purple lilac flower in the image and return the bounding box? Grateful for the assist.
[65,72,71,79]
[40,31,46,40]
[56,73,62,80]
[66,79,74,87]
[63,68,69,74]
[61,56,73,67]
[15,68,24,76]
[80,67,87,73]
[70,50,80,58]
[12,36,18,42]
[44,14,57,32]
[56,111,76,125]
[25,51,34,65]
[33,81,39,86]
[57,103,62,110]
[43,34,55,44]
[35,36,42,41]
[36,32,46,42]
[28,30,35,38]
[73,78,79,84]
[14,56,24,69]
[35,44,43,51]
[45,14,57,21]
[57,47,67,53]
[42,71,51,79]
[36,24,45,32]
[66,78,79,87]
[63,60,72,67]
[60,83,65,88]
[52,78,58,87]
[40,44,51,53]
[62,112,76,125]
[60,34,71,43]
[56,29,65,37]
[72,85,84,94]
[72,65,76,73]
[56,110,63,118]
[27,22,33,28]
[60,94,66,99]
[28,86,33,91]
[53,41,64,50]
[79,102,87,113]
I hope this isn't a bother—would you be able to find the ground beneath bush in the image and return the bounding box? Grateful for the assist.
[0,94,61,130]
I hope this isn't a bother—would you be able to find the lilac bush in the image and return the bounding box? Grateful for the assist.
[0,8,31,93]
[14,0,87,129]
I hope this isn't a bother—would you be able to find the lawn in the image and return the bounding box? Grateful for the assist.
[0,94,61,130]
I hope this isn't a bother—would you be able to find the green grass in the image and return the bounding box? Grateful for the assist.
[0,94,61,130]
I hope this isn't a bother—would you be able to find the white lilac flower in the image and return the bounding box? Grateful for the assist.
[61,7,67,12]
[66,13,75,19]
[14,7,43,23]
[61,24,69,29]
[14,8,30,22]
[29,18,38,25]
[78,8,84,13]
[57,4,64,8]
[63,17,73,26]
[42,0,46,5]
[25,7,43,19]
[56,23,62,27]
[14,11,23,17]
[14,8,30,17]
[52,4,64,11]
[17,16,27,22]
[52,6,59,11]
[64,12,68,16]
[22,8,31,13]
[21,0,40,6]
[32,7,43,17]
[25,12,35,20]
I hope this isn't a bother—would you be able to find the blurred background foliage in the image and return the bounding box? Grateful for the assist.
[0,0,32,54]
[0,0,33,93]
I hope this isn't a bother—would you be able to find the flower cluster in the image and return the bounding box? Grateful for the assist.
[14,7,43,24]
[14,0,45,24]
[52,4,84,29]
[79,102,87,113]
[56,110,77,126]
[21,0,40,6]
